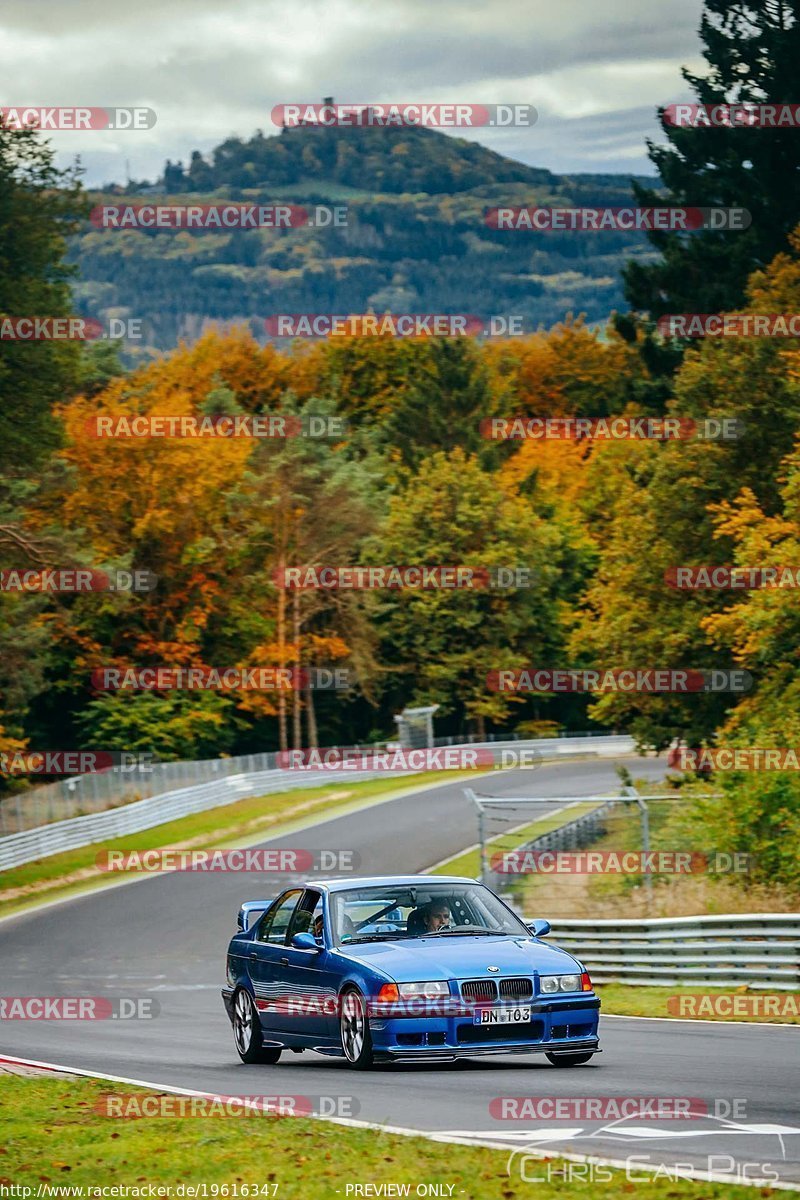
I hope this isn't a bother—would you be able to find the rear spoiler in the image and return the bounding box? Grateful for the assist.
[237,899,275,932]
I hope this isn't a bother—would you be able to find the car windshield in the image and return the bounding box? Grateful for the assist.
[330,882,530,946]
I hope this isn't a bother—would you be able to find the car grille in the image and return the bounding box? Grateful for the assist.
[460,978,533,1001]
[499,977,533,1000]
[461,979,498,1002]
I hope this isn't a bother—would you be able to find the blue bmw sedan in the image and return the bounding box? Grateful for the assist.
[222,875,600,1069]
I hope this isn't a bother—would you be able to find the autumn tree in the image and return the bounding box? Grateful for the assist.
[229,393,381,750]
[575,231,800,747]
[371,448,586,736]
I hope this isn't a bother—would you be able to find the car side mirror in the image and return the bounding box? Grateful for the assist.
[292,932,320,951]
[527,919,551,938]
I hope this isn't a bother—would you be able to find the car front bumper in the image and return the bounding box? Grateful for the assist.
[368,995,600,1057]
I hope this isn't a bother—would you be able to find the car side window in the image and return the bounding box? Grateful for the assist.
[310,897,325,944]
[257,891,301,944]
[287,889,324,944]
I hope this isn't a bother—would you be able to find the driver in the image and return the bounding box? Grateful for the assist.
[421,899,451,932]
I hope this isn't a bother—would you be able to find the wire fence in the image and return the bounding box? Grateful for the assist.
[0,730,626,837]
[468,784,736,919]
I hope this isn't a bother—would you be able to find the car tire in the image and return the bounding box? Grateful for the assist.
[545,1051,595,1067]
[232,988,282,1065]
[339,987,374,1069]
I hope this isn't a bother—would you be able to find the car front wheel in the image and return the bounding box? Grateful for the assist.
[233,988,282,1064]
[546,1051,595,1067]
[340,987,374,1069]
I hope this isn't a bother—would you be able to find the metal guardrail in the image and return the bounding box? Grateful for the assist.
[0,735,637,872]
[0,767,382,873]
[547,914,800,990]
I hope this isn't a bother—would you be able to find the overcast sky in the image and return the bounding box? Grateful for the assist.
[0,0,706,185]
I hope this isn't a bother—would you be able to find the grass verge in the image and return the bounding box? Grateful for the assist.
[429,800,602,879]
[0,1074,771,1200]
[597,982,800,1024]
[0,770,482,921]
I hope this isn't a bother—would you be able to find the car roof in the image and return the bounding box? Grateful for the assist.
[313,875,477,893]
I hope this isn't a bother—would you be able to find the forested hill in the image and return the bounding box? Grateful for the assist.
[160,119,556,195]
[71,121,659,356]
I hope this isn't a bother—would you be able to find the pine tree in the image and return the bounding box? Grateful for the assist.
[0,117,86,473]
[624,0,800,316]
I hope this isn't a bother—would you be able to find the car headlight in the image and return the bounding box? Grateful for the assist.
[397,981,449,998]
[539,973,581,993]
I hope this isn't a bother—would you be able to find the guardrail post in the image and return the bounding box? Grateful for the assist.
[465,789,487,884]
[623,785,652,906]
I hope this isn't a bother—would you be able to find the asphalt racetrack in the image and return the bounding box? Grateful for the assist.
[2,757,799,1187]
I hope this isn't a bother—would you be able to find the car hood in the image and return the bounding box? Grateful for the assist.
[340,935,581,982]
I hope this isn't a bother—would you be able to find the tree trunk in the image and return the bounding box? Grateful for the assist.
[306,683,318,748]
[277,558,287,752]
[292,588,302,749]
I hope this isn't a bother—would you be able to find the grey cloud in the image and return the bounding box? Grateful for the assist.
[1,0,704,182]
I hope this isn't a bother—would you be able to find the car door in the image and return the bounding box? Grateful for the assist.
[271,888,339,1044]
[249,889,303,1033]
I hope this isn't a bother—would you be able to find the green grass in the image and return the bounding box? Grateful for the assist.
[0,1075,771,1199]
[597,982,800,1023]
[429,801,602,878]
[0,770,484,920]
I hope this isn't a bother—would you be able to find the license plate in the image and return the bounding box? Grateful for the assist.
[474,1006,532,1026]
